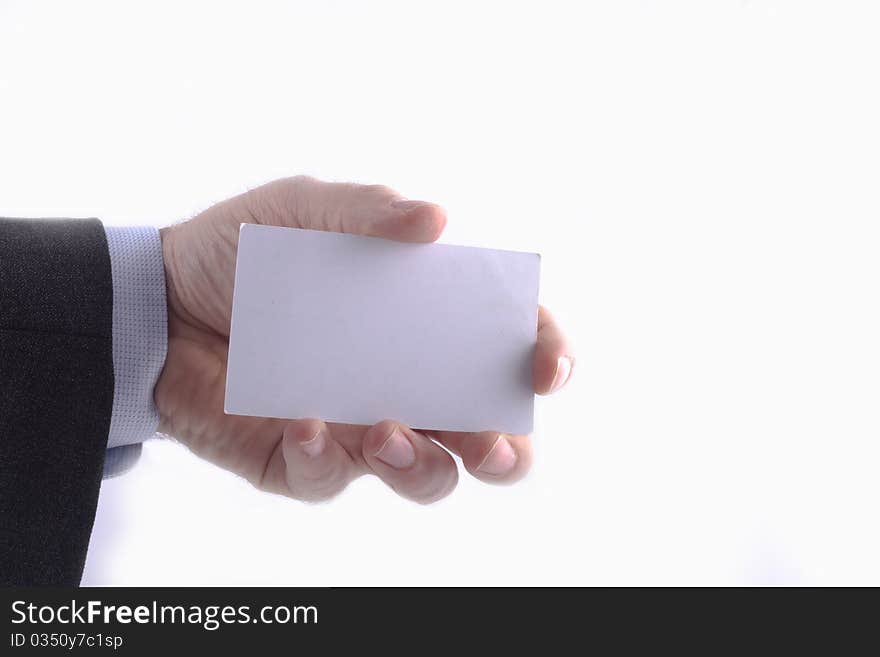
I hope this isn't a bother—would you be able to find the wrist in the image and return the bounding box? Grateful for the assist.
[159,225,184,325]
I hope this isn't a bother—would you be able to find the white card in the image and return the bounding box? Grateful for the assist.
[225,224,540,434]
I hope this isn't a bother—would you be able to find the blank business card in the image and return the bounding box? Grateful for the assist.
[224,224,540,434]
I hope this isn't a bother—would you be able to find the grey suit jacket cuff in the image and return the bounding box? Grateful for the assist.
[102,226,168,477]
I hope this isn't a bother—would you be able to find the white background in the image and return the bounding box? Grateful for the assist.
[2,0,878,585]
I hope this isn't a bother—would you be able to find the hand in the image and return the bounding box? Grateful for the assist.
[155,177,575,503]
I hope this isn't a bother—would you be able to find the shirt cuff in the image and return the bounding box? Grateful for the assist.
[103,225,168,460]
[103,444,144,479]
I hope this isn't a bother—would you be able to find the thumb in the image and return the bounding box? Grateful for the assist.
[248,176,447,243]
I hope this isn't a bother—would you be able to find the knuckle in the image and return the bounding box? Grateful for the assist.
[360,183,396,197]
[298,481,348,503]
[288,475,348,503]
[286,461,351,500]
[284,174,318,188]
[254,176,319,227]
[408,464,459,505]
[298,459,347,486]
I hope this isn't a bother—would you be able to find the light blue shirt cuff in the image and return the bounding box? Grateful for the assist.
[102,225,168,477]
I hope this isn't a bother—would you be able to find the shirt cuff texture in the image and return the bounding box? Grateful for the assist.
[103,225,167,454]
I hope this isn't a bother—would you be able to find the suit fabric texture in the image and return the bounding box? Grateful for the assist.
[0,218,113,585]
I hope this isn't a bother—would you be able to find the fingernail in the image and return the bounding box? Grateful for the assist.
[477,435,517,476]
[549,356,573,393]
[390,199,430,211]
[298,428,326,458]
[374,427,416,469]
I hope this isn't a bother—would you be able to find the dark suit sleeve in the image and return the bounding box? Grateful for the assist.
[0,218,114,586]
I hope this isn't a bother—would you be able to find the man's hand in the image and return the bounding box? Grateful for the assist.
[155,177,574,503]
